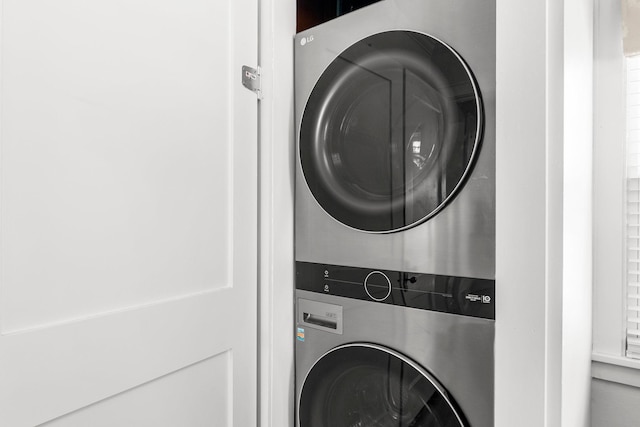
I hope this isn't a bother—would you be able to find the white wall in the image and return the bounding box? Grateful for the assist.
[592,379,640,426]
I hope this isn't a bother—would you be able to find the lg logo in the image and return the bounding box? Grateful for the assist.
[300,35,314,46]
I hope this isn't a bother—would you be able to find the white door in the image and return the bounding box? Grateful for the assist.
[0,0,258,425]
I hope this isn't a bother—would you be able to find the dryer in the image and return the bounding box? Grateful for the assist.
[295,0,495,279]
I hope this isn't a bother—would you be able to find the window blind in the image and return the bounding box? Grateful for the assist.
[626,55,640,359]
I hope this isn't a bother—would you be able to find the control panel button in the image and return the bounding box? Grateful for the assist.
[364,271,392,301]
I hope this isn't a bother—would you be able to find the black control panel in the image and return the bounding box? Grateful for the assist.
[296,262,495,320]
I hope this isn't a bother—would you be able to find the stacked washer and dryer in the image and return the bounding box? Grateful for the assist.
[294,1,495,426]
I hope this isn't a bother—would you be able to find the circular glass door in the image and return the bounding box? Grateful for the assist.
[298,344,467,427]
[299,30,483,232]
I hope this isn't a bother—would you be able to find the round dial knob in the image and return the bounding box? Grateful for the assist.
[364,271,392,302]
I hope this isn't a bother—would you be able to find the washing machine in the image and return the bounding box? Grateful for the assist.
[295,0,495,279]
[294,0,495,425]
[295,263,495,426]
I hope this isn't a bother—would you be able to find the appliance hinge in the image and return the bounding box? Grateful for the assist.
[242,65,262,99]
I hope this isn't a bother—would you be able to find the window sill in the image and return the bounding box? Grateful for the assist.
[592,353,640,388]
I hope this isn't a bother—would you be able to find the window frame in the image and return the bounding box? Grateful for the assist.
[592,0,640,383]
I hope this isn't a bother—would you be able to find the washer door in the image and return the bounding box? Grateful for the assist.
[298,344,467,427]
[299,30,482,232]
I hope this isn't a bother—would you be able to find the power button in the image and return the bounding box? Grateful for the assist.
[364,271,392,302]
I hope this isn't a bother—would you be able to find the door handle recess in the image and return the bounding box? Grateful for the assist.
[297,298,343,334]
[303,312,337,329]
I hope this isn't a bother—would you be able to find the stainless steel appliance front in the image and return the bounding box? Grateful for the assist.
[295,0,496,279]
[295,289,495,427]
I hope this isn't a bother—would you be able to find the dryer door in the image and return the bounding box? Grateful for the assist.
[298,344,467,427]
[299,30,482,233]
